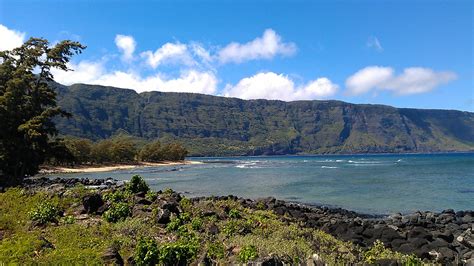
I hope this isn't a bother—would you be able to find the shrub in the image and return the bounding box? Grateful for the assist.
[191,217,203,231]
[166,217,182,232]
[126,175,149,194]
[222,219,252,236]
[364,240,421,265]
[145,190,158,202]
[134,237,159,266]
[238,245,258,263]
[229,208,241,218]
[179,197,192,211]
[207,242,225,260]
[103,190,131,203]
[62,215,75,224]
[159,241,198,265]
[29,202,60,225]
[103,202,131,223]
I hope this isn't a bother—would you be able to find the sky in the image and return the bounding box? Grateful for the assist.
[0,0,473,111]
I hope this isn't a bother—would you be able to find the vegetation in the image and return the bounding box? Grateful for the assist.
[56,135,187,166]
[51,82,474,156]
[28,202,60,225]
[0,38,85,184]
[0,176,423,264]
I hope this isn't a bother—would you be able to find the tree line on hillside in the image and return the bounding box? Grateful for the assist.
[48,135,188,166]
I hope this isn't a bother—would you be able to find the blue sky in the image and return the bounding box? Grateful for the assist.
[1,0,472,111]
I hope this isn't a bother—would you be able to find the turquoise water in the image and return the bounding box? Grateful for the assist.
[48,153,474,214]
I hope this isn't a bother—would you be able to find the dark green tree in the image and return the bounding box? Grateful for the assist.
[138,140,163,162]
[0,38,85,184]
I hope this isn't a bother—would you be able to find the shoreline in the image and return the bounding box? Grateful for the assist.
[20,176,474,263]
[39,160,203,174]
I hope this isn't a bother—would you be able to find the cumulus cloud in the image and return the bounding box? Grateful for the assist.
[345,66,456,95]
[224,72,338,101]
[218,29,297,64]
[141,42,195,68]
[0,24,26,51]
[115,34,136,61]
[52,60,217,94]
[367,36,383,52]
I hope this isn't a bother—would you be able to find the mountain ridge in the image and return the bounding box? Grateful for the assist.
[52,82,474,156]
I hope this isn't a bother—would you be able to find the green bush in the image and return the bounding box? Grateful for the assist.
[229,208,241,218]
[179,197,192,211]
[126,175,149,194]
[103,190,131,203]
[364,240,422,265]
[238,245,258,263]
[158,241,198,265]
[103,202,131,223]
[191,217,203,231]
[28,202,60,225]
[207,242,225,260]
[145,190,158,202]
[166,217,182,232]
[62,215,75,224]
[134,237,159,266]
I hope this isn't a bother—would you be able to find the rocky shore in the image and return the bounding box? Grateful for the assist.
[20,177,474,264]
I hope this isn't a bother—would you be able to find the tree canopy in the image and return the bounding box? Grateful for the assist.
[0,38,85,184]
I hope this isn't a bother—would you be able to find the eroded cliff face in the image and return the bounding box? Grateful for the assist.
[53,82,474,156]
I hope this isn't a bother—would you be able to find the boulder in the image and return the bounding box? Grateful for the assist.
[102,246,123,265]
[82,194,104,214]
[155,208,171,224]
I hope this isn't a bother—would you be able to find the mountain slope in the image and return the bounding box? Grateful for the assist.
[53,83,474,156]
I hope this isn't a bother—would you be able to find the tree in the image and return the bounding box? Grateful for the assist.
[138,140,163,162]
[0,38,85,184]
[63,137,93,164]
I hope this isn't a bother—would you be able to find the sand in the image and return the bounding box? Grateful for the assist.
[40,161,203,174]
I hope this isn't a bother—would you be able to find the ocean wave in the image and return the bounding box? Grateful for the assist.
[235,161,260,169]
[321,166,338,169]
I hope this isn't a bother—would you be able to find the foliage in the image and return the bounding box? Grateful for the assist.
[0,38,85,183]
[191,217,203,231]
[206,242,225,260]
[139,140,188,162]
[126,175,149,194]
[103,189,131,203]
[103,202,131,223]
[0,178,424,265]
[158,241,199,265]
[145,190,158,202]
[364,240,422,265]
[237,245,258,263]
[134,237,159,266]
[28,202,60,225]
[229,208,241,218]
[53,83,474,157]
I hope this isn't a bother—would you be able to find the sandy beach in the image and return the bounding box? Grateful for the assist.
[39,160,203,174]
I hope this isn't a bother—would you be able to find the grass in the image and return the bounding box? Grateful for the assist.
[0,177,422,264]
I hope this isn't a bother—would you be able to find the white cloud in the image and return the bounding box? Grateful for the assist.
[0,24,26,51]
[345,66,393,95]
[52,60,217,94]
[224,72,338,101]
[115,34,136,61]
[367,36,383,52]
[51,60,105,85]
[141,42,195,68]
[218,29,297,64]
[345,66,456,95]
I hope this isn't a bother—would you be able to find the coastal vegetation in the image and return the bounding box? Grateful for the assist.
[0,175,423,264]
[55,135,187,166]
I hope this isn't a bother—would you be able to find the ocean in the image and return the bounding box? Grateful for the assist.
[47,153,474,215]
